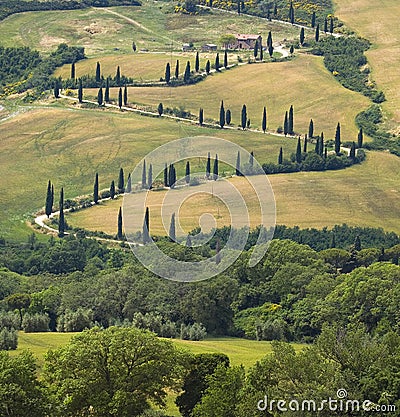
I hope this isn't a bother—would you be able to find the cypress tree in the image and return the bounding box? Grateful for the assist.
[126,173,132,193]
[335,122,341,155]
[158,102,163,116]
[124,84,128,106]
[237,0,240,14]
[311,11,316,28]
[219,100,225,128]
[185,161,190,184]
[195,52,200,72]
[118,168,124,193]
[247,119,251,129]
[213,154,219,180]
[235,151,241,176]
[118,87,122,109]
[94,173,99,204]
[267,31,273,49]
[300,27,305,45]
[148,164,153,189]
[241,104,247,130]
[169,164,176,188]
[95,61,101,83]
[224,50,228,68]
[249,151,254,167]
[71,62,76,80]
[268,44,274,58]
[115,66,121,86]
[324,145,328,159]
[164,163,168,187]
[97,87,103,106]
[58,187,65,238]
[143,207,150,244]
[253,40,258,59]
[262,106,267,133]
[215,53,220,71]
[320,132,324,156]
[330,17,334,34]
[308,119,314,138]
[289,1,294,24]
[105,78,110,102]
[78,79,83,103]
[110,180,115,199]
[165,62,171,84]
[315,24,320,42]
[53,80,60,98]
[175,60,179,79]
[303,134,308,153]
[199,108,204,125]
[357,128,363,148]
[45,180,52,217]
[283,111,288,136]
[278,147,283,164]
[260,42,263,61]
[296,137,302,163]
[205,60,211,74]
[288,105,294,135]
[117,207,123,240]
[226,109,231,125]
[206,152,211,179]
[51,185,54,213]
[350,141,356,159]
[142,160,147,189]
[169,213,176,242]
[315,137,320,154]
[184,61,191,83]
[290,45,294,55]
[324,17,328,33]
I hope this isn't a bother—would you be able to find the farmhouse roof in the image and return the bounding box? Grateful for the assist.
[236,34,261,40]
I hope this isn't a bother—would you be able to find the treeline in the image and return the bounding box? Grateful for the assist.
[312,36,386,103]
[0,0,140,22]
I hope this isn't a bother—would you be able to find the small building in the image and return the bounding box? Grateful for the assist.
[228,34,263,50]
[201,43,217,52]
[182,43,192,51]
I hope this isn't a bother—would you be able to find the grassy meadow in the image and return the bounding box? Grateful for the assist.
[334,0,400,130]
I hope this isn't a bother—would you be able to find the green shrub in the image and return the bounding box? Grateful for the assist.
[0,328,18,350]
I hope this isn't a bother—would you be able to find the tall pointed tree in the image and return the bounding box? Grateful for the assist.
[205,60,211,74]
[206,152,211,179]
[335,122,341,155]
[184,61,191,83]
[118,168,124,193]
[123,84,128,106]
[215,53,220,71]
[115,66,121,86]
[235,151,241,176]
[349,141,356,159]
[330,17,334,34]
[71,62,76,80]
[253,40,258,60]
[78,79,83,103]
[126,173,132,193]
[95,61,101,83]
[296,137,302,163]
[283,111,288,136]
[300,27,305,45]
[158,102,163,116]
[165,62,171,84]
[268,44,274,57]
[226,109,231,125]
[311,11,316,27]
[45,180,52,217]
[148,164,153,189]
[94,173,99,204]
[357,128,363,148]
[324,17,328,33]
[175,60,179,79]
[118,87,122,109]
[315,24,320,42]
[320,132,324,156]
[241,104,247,130]
[142,160,147,189]
[97,87,103,106]
[117,207,123,240]
[267,31,273,49]
[195,52,200,72]
[303,134,308,153]
[219,100,225,128]
[224,50,228,68]
[262,106,267,133]
[51,185,54,213]
[278,147,283,164]
[185,161,190,184]
[213,154,219,180]
[289,1,294,24]
[58,187,65,238]
[105,78,110,102]
[308,119,314,138]
[164,163,168,187]
[249,151,254,167]
[288,105,294,134]
[199,108,204,125]
[110,180,116,199]
[143,207,150,244]
[54,80,60,99]
[169,213,176,242]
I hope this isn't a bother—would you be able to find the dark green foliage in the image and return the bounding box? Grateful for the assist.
[169,213,176,242]
[278,147,283,164]
[205,60,211,74]
[143,207,150,244]
[303,134,308,152]
[206,152,211,179]
[268,43,274,57]
[199,108,204,125]
[53,80,60,98]
[70,62,75,79]
[176,353,229,417]
[117,207,123,240]
[349,141,356,159]
[169,164,176,188]
[118,87,122,109]
[249,150,254,167]
[148,164,153,189]
[142,160,147,189]
[224,50,228,68]
[165,62,171,83]
[213,154,219,180]
[311,11,316,27]
[175,60,179,79]
[267,31,272,49]
[58,188,65,238]
[300,27,305,45]
[330,16,334,33]
[262,106,267,132]
[22,313,49,333]
[283,111,288,136]
[289,44,294,54]
[335,122,341,155]
[118,168,124,193]
[126,173,132,193]
[253,40,258,59]
[289,1,294,23]
[219,100,225,128]
[241,104,247,130]
[308,118,314,138]
[236,151,242,176]
[315,23,320,42]
[288,105,294,134]
[95,61,101,83]
[0,328,18,350]
[94,173,99,204]
[184,61,191,83]
[110,180,115,199]
[226,109,231,125]
[354,235,362,251]
[104,78,110,102]
[158,102,163,116]
[358,128,363,148]
[324,16,328,32]
[185,161,190,184]
[195,52,200,72]
[215,53,220,71]
[97,87,103,106]
[45,180,52,217]
[78,78,83,103]
[115,65,121,86]
[164,163,168,187]
[123,84,128,105]
[296,137,302,163]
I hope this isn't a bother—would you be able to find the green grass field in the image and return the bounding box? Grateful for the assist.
[334,0,400,131]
